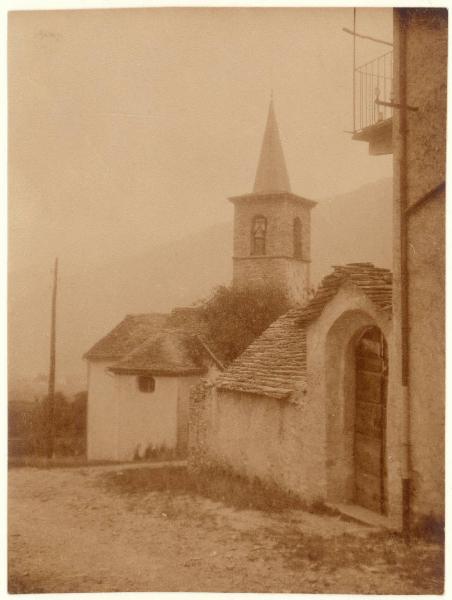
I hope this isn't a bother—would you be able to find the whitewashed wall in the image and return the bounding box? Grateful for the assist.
[190,283,400,522]
[86,359,117,461]
[87,359,219,462]
[306,282,399,524]
[115,375,179,460]
[205,387,324,502]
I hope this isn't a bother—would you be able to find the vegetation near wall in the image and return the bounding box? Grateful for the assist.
[198,284,291,364]
[8,391,87,457]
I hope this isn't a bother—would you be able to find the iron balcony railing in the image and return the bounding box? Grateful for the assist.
[354,50,393,132]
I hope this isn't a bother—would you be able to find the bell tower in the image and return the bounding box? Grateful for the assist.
[230,99,316,304]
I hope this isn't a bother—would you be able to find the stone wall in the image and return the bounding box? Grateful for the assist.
[231,193,313,303]
[232,194,312,259]
[232,257,310,304]
[188,380,212,472]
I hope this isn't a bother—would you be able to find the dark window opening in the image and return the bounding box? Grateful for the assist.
[137,375,156,393]
[251,215,267,256]
[293,217,302,258]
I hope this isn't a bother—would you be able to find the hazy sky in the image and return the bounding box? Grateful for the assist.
[9,7,393,273]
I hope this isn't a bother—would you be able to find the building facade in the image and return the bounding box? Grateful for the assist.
[351,8,446,525]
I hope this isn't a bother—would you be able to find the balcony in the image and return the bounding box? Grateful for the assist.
[352,51,393,155]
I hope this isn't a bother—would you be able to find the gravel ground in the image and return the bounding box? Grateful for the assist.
[8,464,444,594]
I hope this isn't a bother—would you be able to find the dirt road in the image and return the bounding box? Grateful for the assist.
[8,464,443,594]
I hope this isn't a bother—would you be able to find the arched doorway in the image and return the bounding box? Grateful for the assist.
[354,326,388,514]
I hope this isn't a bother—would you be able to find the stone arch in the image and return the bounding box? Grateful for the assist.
[324,309,389,510]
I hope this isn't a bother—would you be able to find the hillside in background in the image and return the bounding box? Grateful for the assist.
[8,177,392,397]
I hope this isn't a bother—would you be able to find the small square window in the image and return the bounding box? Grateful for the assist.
[137,376,155,393]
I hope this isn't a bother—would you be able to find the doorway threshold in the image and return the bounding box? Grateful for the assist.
[326,503,400,531]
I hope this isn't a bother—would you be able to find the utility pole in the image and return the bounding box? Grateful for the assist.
[46,258,58,459]
[352,8,356,132]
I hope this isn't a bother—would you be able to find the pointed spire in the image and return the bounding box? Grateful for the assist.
[253,98,291,194]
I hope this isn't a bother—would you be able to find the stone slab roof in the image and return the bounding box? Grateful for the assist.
[84,307,224,372]
[109,329,209,376]
[296,263,392,326]
[83,313,169,361]
[216,309,307,400]
[166,306,227,366]
[216,263,392,401]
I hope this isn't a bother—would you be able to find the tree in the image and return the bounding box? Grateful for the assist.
[199,285,290,364]
[72,391,87,437]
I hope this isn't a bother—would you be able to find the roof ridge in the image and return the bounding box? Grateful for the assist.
[297,263,392,326]
[125,312,168,319]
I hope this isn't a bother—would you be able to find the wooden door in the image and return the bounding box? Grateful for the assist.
[354,327,387,513]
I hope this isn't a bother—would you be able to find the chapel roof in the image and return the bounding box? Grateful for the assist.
[108,329,210,376]
[84,307,224,373]
[83,313,169,360]
[215,263,392,401]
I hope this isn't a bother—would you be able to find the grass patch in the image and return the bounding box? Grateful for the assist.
[412,514,445,544]
[101,464,309,513]
[133,443,184,462]
[99,464,444,594]
[9,451,185,470]
[261,526,444,593]
[8,455,120,470]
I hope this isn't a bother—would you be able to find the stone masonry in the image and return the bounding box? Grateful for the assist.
[230,99,316,304]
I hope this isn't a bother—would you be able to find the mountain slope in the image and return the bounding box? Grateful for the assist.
[8,177,392,394]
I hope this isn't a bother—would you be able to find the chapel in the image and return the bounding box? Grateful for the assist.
[189,99,400,527]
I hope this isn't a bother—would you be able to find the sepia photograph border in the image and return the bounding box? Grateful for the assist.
[1,0,450,598]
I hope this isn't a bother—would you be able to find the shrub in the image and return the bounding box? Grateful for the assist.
[198,284,291,364]
[413,514,445,543]
[8,391,87,458]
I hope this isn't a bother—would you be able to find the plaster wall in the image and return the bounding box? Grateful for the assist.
[86,359,118,461]
[307,283,400,524]
[115,375,179,461]
[198,386,325,502]
[190,283,398,515]
[392,8,446,520]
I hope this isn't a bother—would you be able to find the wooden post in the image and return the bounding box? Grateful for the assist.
[397,8,412,542]
[353,8,356,132]
[46,258,58,459]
